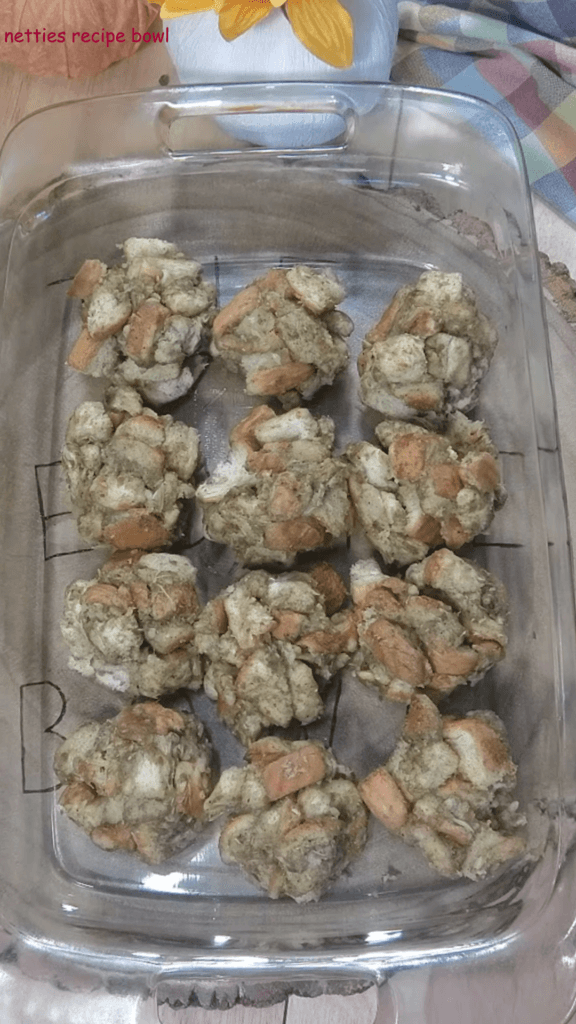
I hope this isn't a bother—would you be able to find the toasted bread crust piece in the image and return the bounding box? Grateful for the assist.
[67,326,109,371]
[262,745,327,800]
[67,259,107,299]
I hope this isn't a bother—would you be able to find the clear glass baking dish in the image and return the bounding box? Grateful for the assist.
[0,82,575,1022]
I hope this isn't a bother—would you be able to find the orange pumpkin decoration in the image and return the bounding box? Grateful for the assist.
[0,0,161,78]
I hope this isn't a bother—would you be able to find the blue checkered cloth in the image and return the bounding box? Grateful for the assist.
[392,1,576,220]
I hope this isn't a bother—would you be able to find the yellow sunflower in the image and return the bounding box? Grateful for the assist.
[158,0,354,68]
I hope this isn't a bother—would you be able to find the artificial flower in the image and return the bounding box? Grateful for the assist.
[158,0,354,67]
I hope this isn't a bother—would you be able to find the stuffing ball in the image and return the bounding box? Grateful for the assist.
[359,694,525,879]
[345,413,505,566]
[211,265,352,399]
[351,551,507,702]
[61,385,199,550]
[66,237,216,405]
[204,737,368,901]
[358,271,498,420]
[61,550,203,698]
[195,563,357,745]
[196,405,351,566]
[54,702,214,864]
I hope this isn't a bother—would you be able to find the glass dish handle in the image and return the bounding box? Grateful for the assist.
[155,82,360,152]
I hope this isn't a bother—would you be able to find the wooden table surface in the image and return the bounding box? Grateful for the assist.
[1,28,575,1024]
[0,22,175,141]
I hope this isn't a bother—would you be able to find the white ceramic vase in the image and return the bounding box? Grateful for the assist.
[164,0,399,147]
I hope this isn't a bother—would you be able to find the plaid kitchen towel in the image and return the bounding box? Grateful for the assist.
[392,1,576,221]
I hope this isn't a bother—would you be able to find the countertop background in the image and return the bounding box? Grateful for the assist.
[1,23,576,1024]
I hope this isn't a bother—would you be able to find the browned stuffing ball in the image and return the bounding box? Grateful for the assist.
[211,265,352,399]
[66,237,216,405]
[54,702,214,864]
[359,694,525,879]
[195,563,356,746]
[61,550,203,698]
[204,737,368,901]
[196,405,351,566]
[61,384,199,550]
[358,271,498,420]
[351,552,507,702]
[345,413,505,566]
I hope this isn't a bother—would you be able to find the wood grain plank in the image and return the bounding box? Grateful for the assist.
[0,17,178,151]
